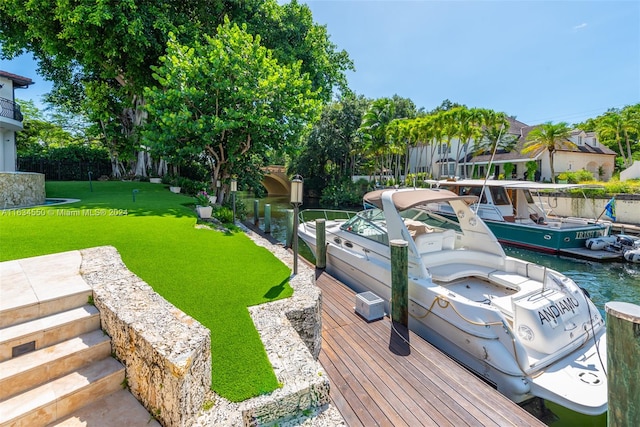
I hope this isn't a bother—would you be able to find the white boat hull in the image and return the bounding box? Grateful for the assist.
[298,189,608,415]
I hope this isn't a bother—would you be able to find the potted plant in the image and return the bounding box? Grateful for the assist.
[149,173,162,184]
[169,176,181,193]
[194,190,213,219]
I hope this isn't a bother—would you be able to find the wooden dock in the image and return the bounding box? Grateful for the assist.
[314,268,545,427]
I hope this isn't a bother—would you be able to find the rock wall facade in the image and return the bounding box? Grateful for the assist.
[0,172,45,208]
[78,238,334,427]
[80,246,212,427]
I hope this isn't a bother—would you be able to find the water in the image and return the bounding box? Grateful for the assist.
[242,193,638,426]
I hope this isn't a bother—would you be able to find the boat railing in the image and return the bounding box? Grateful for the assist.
[298,209,356,224]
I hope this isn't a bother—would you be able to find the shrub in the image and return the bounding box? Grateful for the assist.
[222,196,247,220]
[178,177,208,196]
[320,181,363,208]
[213,206,234,224]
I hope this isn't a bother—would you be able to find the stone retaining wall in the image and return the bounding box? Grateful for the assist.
[0,172,45,208]
[80,246,211,427]
[78,237,336,427]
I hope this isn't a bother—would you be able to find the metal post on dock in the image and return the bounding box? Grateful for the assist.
[285,209,294,248]
[264,204,271,234]
[316,219,326,269]
[391,239,408,326]
[605,301,640,427]
[253,200,259,226]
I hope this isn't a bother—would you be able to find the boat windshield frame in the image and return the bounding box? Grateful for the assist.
[340,208,389,246]
[400,207,464,234]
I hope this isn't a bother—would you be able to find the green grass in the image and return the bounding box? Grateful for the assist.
[0,181,293,401]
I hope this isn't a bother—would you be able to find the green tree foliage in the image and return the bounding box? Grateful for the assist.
[0,0,351,178]
[594,105,640,169]
[142,20,322,202]
[289,94,369,197]
[384,105,509,179]
[522,122,573,183]
[358,95,418,183]
[16,99,100,155]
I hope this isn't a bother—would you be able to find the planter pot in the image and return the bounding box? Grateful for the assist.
[208,195,217,205]
[169,186,181,193]
[150,178,162,184]
[196,205,213,219]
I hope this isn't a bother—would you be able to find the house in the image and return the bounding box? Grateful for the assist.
[0,70,43,208]
[0,70,33,172]
[408,117,617,182]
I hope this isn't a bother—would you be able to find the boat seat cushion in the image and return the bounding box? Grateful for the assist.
[429,263,496,283]
[405,219,433,236]
[415,229,456,254]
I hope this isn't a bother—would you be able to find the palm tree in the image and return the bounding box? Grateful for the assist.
[359,98,396,183]
[522,121,573,183]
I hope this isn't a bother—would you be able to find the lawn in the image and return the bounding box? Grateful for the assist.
[0,181,293,401]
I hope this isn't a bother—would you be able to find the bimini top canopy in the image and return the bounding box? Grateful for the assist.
[363,188,478,211]
[437,179,600,191]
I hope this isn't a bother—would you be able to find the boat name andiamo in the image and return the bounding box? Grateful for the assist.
[538,297,580,325]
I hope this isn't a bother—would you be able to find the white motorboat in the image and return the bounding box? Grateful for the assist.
[432,179,611,254]
[298,188,607,415]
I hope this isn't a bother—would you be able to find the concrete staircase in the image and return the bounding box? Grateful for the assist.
[0,252,159,427]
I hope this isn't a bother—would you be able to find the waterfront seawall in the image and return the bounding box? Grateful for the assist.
[542,194,640,226]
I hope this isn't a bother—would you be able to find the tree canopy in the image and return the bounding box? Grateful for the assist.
[0,0,352,178]
[523,121,573,183]
[142,19,322,199]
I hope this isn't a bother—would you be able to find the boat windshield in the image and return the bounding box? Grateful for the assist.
[340,208,389,245]
[454,185,487,204]
[489,187,511,205]
[400,207,463,234]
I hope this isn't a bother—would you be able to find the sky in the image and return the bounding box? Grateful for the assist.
[1,0,639,126]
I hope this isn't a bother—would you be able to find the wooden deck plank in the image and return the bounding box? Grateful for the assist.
[319,332,379,426]
[328,326,430,426]
[341,320,493,427]
[323,331,411,426]
[335,325,455,426]
[355,317,518,426]
[313,267,545,427]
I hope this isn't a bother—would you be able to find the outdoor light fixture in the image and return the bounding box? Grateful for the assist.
[231,178,237,223]
[290,175,304,275]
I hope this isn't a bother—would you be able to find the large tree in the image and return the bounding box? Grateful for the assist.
[142,20,322,202]
[595,105,640,169]
[289,95,369,197]
[0,0,351,177]
[358,95,418,183]
[522,122,573,183]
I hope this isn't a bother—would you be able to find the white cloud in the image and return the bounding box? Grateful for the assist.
[573,23,588,31]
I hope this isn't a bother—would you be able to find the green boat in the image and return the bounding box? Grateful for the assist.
[432,179,611,254]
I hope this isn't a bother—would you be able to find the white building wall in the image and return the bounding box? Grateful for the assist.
[620,161,640,181]
[554,151,615,181]
[0,76,18,172]
[2,131,16,171]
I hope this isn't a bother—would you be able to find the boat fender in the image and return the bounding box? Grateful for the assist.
[585,236,616,250]
[623,249,640,263]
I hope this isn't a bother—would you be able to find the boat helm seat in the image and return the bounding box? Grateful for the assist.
[415,229,456,254]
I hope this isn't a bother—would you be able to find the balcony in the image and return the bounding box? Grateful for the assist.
[0,97,24,131]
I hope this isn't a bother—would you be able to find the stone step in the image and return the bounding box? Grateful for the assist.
[0,290,93,330]
[0,251,92,329]
[0,305,100,363]
[46,389,161,427]
[0,330,111,401]
[0,357,125,427]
